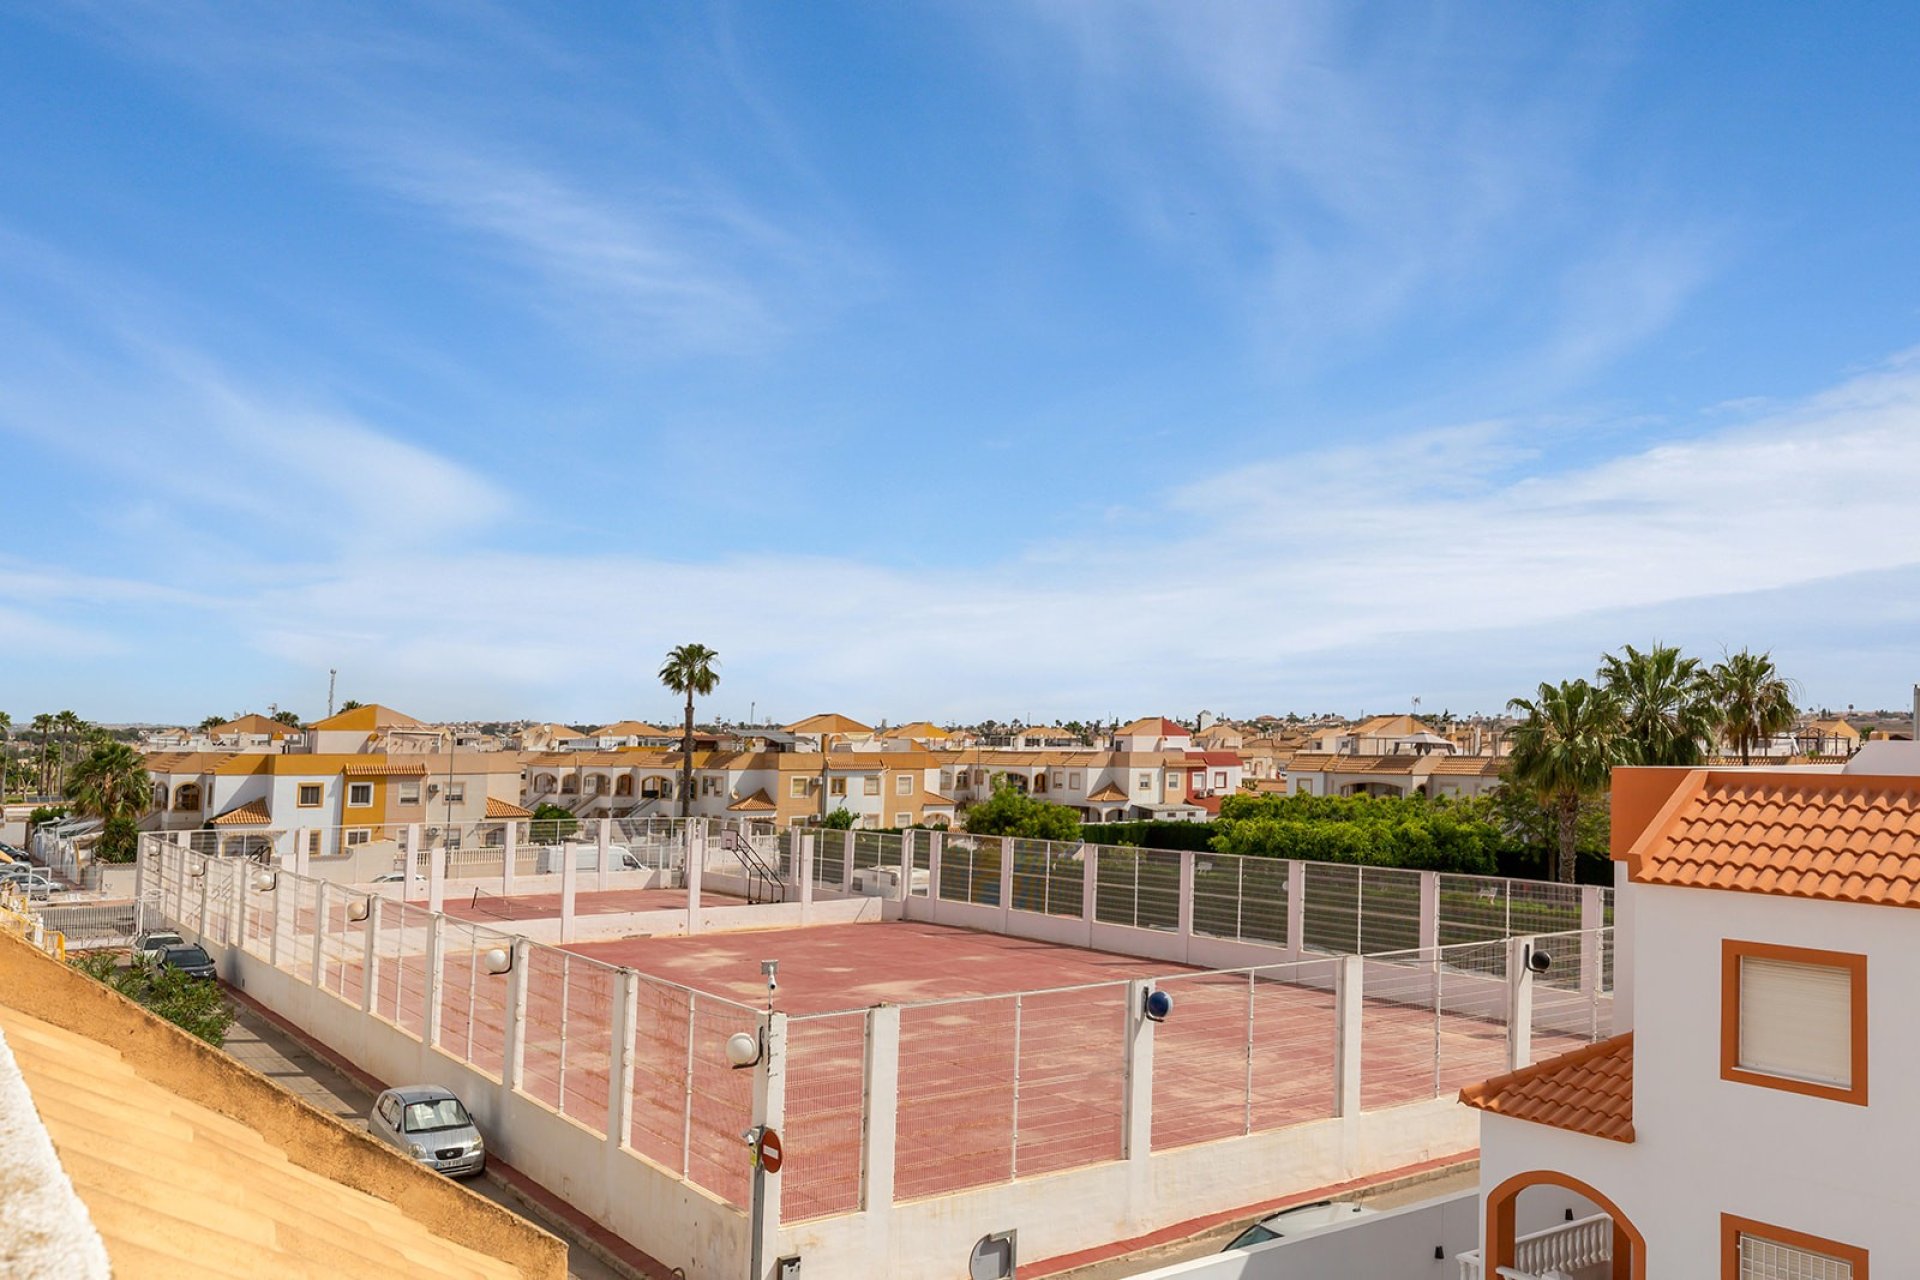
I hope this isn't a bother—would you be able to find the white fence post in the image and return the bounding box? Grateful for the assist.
[428,837,447,916]
[1082,841,1098,932]
[896,830,914,902]
[560,841,579,944]
[293,827,310,878]
[925,832,941,922]
[1286,860,1306,957]
[228,860,246,947]
[798,834,815,924]
[405,824,423,902]
[1176,851,1196,961]
[606,969,639,1151]
[1579,886,1604,1004]
[502,821,518,900]
[503,938,532,1094]
[752,1012,788,1265]
[864,1004,901,1215]
[311,881,330,989]
[1418,871,1440,952]
[423,914,446,1047]
[997,837,1013,931]
[1124,978,1157,1197]
[361,896,381,1013]
[196,862,212,942]
[1334,955,1363,1117]
[1507,935,1536,1072]
[685,836,705,938]
[597,818,613,894]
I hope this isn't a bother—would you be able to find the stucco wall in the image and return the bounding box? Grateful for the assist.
[1481,883,1920,1274]
[0,931,565,1280]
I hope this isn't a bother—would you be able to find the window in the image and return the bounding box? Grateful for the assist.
[308,830,322,855]
[1167,774,1181,789]
[896,775,913,796]
[702,777,722,796]
[941,769,955,792]
[348,783,373,808]
[1213,771,1227,788]
[297,783,323,807]
[1034,773,1048,793]
[1137,775,1151,792]
[398,782,420,805]
[1722,940,1867,1105]
[864,776,880,796]
[895,812,911,827]
[1070,772,1082,789]
[830,778,847,797]
[345,829,372,847]
[1723,1214,1866,1279]
[790,777,810,798]
[1052,771,1064,789]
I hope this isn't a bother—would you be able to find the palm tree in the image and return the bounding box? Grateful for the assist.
[30,713,54,797]
[1597,642,1716,766]
[53,710,85,798]
[657,644,720,818]
[66,741,152,824]
[1711,649,1797,766]
[67,740,153,863]
[1506,679,1628,883]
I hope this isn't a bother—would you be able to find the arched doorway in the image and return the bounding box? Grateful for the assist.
[1485,1169,1644,1280]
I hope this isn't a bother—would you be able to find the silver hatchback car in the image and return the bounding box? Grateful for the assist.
[367,1085,486,1177]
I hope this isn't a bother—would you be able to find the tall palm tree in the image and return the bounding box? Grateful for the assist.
[1597,642,1716,766]
[30,713,54,797]
[657,644,720,818]
[53,710,85,798]
[1711,649,1797,766]
[1506,679,1628,884]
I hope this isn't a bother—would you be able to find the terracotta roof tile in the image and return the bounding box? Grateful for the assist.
[1623,770,1920,909]
[1459,1033,1634,1143]
[209,798,272,827]
[485,796,532,819]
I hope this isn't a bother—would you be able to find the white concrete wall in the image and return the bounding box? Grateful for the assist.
[1480,883,1920,1273]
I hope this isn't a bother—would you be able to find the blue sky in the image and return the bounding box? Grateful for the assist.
[4,2,1920,726]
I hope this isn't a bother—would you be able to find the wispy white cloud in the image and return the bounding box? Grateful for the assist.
[36,2,869,354]
[158,353,1920,718]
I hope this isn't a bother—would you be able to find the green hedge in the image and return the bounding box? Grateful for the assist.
[1077,820,1219,851]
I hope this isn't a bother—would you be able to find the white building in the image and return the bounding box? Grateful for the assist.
[1460,760,1916,1278]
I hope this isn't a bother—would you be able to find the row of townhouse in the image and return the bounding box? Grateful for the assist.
[1458,747,1920,1277]
[520,744,1250,827]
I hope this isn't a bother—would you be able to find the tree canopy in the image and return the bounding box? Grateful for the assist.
[963,782,1082,841]
[1598,641,1715,766]
[1211,791,1503,874]
[1711,649,1797,766]
[1506,679,1629,883]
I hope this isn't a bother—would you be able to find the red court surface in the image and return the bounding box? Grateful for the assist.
[441,887,743,923]
[248,910,1583,1226]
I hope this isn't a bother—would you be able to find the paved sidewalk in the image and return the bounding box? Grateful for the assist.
[220,992,672,1280]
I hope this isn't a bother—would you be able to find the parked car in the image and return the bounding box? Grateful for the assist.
[367,1085,485,1177]
[0,840,24,862]
[0,866,62,898]
[1220,1201,1377,1251]
[370,871,425,885]
[152,944,217,979]
[135,930,186,959]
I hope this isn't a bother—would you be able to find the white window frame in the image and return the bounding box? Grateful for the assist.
[347,783,373,808]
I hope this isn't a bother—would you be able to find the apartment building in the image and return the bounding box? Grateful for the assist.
[1461,760,1918,1277]
[1307,713,1457,756]
[307,703,450,754]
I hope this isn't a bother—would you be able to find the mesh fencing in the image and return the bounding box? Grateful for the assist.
[436,920,513,1079]
[1153,969,1256,1149]
[1093,847,1181,930]
[1008,839,1084,918]
[1251,959,1340,1130]
[896,997,1016,1199]
[685,994,759,1208]
[937,836,1001,906]
[1191,853,1287,945]
[1528,929,1611,1061]
[782,1012,868,1221]
[1014,984,1126,1177]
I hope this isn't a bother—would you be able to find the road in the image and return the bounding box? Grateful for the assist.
[220,996,641,1280]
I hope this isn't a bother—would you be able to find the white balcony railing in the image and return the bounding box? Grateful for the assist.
[1457,1212,1614,1279]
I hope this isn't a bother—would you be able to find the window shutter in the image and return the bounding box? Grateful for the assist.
[1738,1231,1855,1278]
[1739,957,1852,1087]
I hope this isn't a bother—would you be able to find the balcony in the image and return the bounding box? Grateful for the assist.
[1457,1212,1614,1279]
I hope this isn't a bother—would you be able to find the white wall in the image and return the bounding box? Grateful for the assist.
[1127,1191,1579,1280]
[1481,883,1920,1273]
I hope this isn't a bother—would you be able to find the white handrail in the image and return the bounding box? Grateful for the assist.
[1457,1212,1613,1280]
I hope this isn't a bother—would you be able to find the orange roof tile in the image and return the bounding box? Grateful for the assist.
[1430,755,1504,776]
[485,796,532,819]
[342,761,429,777]
[1086,783,1130,802]
[1621,770,1920,908]
[1459,1033,1634,1143]
[209,798,272,827]
[727,789,777,813]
